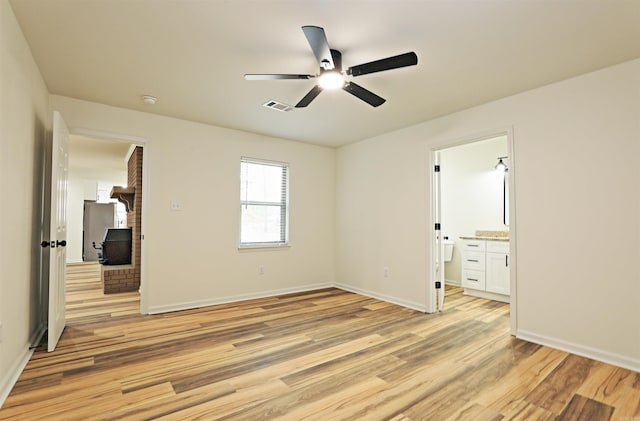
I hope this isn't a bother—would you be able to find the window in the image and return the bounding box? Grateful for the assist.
[240,158,289,247]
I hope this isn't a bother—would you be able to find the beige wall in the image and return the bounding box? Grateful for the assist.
[336,59,640,369]
[0,0,50,401]
[335,135,430,310]
[49,95,336,312]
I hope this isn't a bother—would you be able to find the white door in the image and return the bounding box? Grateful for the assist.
[433,151,446,311]
[48,111,70,352]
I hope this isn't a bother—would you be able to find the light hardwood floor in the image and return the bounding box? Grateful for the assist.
[1,263,638,420]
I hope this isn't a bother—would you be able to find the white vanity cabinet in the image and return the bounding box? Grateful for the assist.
[461,238,510,302]
[461,239,486,291]
[486,241,510,295]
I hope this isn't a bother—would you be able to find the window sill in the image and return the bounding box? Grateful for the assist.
[238,243,291,252]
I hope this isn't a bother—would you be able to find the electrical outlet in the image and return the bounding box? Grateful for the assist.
[383,266,390,278]
[258,265,264,275]
[170,199,182,211]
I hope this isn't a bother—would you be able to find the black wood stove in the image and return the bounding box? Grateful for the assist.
[93,228,132,265]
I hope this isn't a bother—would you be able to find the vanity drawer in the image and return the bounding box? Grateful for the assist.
[463,239,486,252]
[462,251,485,270]
[462,269,486,290]
[487,240,510,254]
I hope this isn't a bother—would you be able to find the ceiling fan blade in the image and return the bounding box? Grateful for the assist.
[348,52,418,77]
[302,26,335,70]
[295,85,323,108]
[343,82,386,107]
[244,74,313,80]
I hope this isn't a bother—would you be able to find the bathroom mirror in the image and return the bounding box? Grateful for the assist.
[503,170,509,226]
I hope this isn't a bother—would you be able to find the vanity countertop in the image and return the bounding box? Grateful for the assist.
[459,230,509,242]
[459,236,509,242]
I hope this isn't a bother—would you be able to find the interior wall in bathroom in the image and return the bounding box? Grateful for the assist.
[441,135,508,285]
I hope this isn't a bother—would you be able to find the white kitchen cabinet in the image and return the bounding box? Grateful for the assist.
[461,239,510,302]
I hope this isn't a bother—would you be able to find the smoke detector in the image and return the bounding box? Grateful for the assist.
[141,95,158,105]
[263,100,293,112]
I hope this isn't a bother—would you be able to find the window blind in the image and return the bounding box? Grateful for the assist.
[240,158,289,246]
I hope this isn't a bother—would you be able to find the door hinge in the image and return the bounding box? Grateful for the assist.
[435,281,442,289]
[435,223,441,231]
[434,165,440,172]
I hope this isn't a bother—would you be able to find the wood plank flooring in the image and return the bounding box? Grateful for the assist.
[1,263,638,420]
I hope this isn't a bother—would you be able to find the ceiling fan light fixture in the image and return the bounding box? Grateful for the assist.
[318,71,345,90]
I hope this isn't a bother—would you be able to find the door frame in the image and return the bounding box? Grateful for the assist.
[426,127,517,334]
[70,127,150,315]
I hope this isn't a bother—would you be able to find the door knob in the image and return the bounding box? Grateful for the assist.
[40,240,50,248]
[56,240,67,247]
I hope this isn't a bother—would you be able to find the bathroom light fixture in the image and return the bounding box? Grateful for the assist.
[495,156,508,171]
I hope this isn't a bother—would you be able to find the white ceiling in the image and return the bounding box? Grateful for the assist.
[10,0,640,147]
[68,135,130,180]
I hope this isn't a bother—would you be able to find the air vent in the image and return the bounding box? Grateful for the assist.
[263,100,293,112]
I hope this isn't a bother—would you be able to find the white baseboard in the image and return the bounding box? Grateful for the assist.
[517,330,640,373]
[149,282,429,315]
[147,282,333,314]
[463,288,510,303]
[334,283,427,313]
[0,346,34,409]
[445,279,461,287]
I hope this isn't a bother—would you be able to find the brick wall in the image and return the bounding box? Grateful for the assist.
[103,146,143,294]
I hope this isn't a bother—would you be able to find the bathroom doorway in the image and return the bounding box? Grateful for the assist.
[429,130,516,333]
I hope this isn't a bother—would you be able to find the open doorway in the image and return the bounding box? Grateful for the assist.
[66,135,142,317]
[67,135,130,264]
[430,131,516,333]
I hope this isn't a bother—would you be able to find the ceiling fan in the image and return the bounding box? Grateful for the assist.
[245,26,418,108]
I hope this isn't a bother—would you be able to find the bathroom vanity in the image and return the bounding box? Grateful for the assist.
[460,233,510,303]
